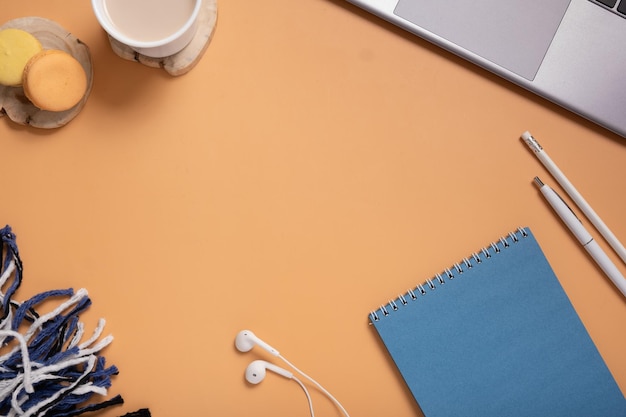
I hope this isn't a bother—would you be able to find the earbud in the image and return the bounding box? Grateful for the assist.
[235,329,280,356]
[236,329,351,417]
[245,360,293,384]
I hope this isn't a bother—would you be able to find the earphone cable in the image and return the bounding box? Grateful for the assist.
[279,355,350,417]
[292,376,315,417]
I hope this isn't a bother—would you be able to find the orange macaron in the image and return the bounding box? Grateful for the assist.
[23,49,87,112]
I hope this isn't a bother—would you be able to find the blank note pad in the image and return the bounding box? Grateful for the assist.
[370,227,626,417]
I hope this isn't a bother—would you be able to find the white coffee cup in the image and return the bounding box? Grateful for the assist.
[91,0,202,58]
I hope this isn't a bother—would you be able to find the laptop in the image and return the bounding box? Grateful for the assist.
[344,0,626,138]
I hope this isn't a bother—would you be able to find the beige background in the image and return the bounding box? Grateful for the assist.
[2,1,626,416]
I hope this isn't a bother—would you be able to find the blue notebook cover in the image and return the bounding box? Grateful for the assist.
[370,227,626,417]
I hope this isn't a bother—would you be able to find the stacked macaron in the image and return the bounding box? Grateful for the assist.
[0,28,87,112]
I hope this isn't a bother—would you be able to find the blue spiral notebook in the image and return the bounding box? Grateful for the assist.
[370,227,626,417]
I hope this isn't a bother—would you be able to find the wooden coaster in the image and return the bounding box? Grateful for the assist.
[0,17,93,129]
[107,0,217,76]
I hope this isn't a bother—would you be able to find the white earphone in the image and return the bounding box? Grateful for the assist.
[235,329,350,417]
[245,359,293,384]
[235,329,279,356]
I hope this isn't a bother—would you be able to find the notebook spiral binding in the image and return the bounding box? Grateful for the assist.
[369,227,529,322]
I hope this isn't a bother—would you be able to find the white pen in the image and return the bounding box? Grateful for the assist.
[522,131,626,266]
[534,177,626,298]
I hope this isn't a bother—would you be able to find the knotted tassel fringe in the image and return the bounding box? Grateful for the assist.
[0,225,148,417]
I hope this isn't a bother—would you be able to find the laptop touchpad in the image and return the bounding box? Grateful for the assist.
[394,0,571,80]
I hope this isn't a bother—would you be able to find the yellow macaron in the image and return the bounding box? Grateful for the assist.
[23,49,87,112]
[0,28,43,86]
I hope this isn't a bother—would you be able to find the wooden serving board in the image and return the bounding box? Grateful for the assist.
[0,17,93,129]
[107,0,218,76]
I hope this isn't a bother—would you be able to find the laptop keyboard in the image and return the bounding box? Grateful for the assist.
[592,0,626,17]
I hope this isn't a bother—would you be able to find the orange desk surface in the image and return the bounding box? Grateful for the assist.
[2,1,626,416]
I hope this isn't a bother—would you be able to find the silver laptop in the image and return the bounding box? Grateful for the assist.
[344,0,626,138]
